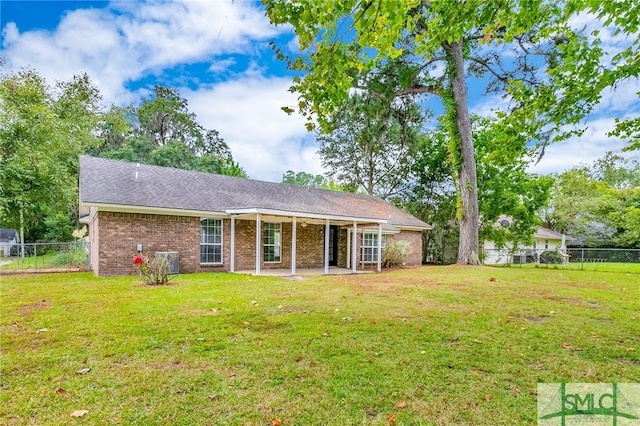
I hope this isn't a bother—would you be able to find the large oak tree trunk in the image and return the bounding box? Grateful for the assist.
[448,41,480,265]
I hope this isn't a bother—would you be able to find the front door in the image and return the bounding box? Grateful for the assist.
[327,225,339,266]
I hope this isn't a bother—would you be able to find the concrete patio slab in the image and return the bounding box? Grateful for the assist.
[234,267,373,277]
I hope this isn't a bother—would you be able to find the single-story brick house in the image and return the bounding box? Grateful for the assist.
[79,156,431,276]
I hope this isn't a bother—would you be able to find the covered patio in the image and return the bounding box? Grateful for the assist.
[227,209,387,276]
[233,267,374,277]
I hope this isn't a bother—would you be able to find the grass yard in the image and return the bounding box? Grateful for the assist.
[1,266,639,425]
[502,262,640,274]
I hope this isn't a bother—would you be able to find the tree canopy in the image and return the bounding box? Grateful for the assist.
[543,153,640,247]
[1,71,246,241]
[318,59,425,199]
[264,0,615,264]
[92,85,247,178]
[0,69,101,241]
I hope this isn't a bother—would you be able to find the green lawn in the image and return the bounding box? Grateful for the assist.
[1,267,638,425]
[498,262,640,273]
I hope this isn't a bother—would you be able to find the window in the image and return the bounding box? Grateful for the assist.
[362,233,387,263]
[200,219,223,264]
[263,222,282,263]
[545,239,549,249]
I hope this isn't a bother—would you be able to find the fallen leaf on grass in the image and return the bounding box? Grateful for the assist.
[55,388,67,395]
[322,332,330,337]
[207,394,218,400]
[626,347,636,352]
[562,343,572,350]
[489,277,497,282]
[37,328,48,333]
[272,419,282,426]
[76,368,91,375]
[387,413,396,423]
[70,410,88,418]
[484,395,491,402]
[473,339,482,344]
[395,401,407,408]
[514,388,522,393]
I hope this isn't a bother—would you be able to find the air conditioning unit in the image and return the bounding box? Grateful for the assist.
[155,251,179,274]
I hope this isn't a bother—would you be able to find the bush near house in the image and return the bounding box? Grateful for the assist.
[382,240,412,267]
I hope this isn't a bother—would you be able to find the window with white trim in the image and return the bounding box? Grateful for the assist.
[200,218,223,264]
[362,233,387,263]
[263,222,282,263]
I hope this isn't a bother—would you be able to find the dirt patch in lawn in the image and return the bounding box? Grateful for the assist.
[16,299,52,316]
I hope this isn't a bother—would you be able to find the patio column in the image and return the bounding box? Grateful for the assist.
[346,229,351,269]
[324,219,330,274]
[291,217,297,276]
[377,223,382,272]
[255,213,261,275]
[352,221,357,273]
[230,215,235,272]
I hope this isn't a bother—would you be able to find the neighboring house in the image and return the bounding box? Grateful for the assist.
[0,229,18,257]
[79,156,431,276]
[483,218,572,265]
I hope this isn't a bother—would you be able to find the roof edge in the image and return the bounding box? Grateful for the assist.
[225,208,388,223]
[84,203,228,218]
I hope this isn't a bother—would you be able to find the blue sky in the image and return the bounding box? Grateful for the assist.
[1,1,638,182]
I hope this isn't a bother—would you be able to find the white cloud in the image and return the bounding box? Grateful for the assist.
[184,72,322,182]
[1,0,281,104]
[208,58,237,73]
[528,117,640,175]
[0,0,321,181]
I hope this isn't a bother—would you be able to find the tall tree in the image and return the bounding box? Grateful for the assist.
[544,153,640,247]
[318,60,425,199]
[264,0,600,264]
[577,0,640,150]
[407,116,553,261]
[92,85,247,177]
[0,69,101,240]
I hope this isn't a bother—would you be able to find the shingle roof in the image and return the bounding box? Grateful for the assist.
[534,226,571,240]
[0,228,18,242]
[79,156,430,230]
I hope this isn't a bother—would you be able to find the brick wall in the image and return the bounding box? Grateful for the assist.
[91,211,424,276]
[95,211,201,276]
[233,220,326,271]
[347,229,424,270]
[387,230,423,266]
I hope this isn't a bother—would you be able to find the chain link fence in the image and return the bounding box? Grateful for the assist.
[0,241,90,272]
[481,247,640,273]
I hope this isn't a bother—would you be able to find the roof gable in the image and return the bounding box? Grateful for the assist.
[533,226,569,240]
[79,156,430,229]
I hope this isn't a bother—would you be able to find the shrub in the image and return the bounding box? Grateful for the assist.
[540,250,564,264]
[52,243,88,266]
[133,254,172,285]
[382,240,412,268]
